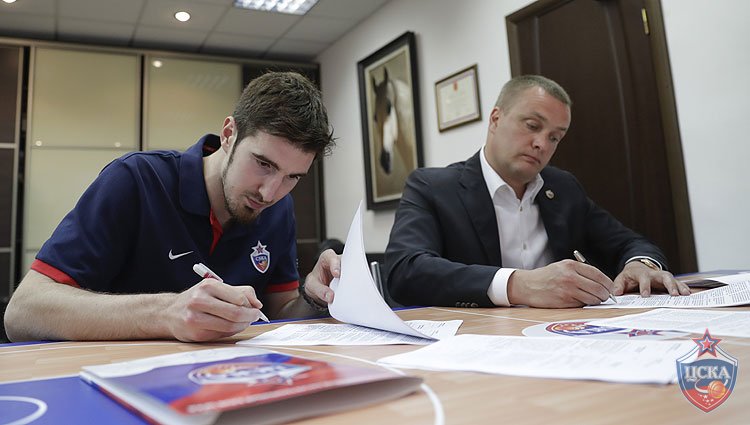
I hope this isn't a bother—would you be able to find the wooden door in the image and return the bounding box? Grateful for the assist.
[507,0,696,273]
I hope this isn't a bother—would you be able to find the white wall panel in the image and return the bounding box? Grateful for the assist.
[145,56,241,151]
[25,148,130,249]
[30,47,139,149]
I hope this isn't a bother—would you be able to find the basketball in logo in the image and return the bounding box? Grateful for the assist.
[250,241,270,274]
[676,329,737,412]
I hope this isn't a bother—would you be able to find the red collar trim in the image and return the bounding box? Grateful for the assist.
[209,209,223,255]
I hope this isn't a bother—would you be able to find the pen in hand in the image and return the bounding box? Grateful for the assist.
[572,250,618,304]
[192,263,270,323]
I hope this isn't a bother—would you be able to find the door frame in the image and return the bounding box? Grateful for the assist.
[506,0,697,272]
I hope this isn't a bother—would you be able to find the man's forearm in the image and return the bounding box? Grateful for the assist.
[275,293,328,320]
[5,271,176,342]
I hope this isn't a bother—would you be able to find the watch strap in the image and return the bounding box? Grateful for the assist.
[628,257,661,271]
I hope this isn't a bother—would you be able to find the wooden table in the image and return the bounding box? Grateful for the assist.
[1,306,748,424]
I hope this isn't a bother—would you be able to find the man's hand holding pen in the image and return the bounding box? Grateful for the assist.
[164,278,262,342]
[574,250,617,304]
[193,263,269,322]
[160,263,269,342]
[507,259,616,308]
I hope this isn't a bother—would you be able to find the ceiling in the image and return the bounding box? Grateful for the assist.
[0,0,390,61]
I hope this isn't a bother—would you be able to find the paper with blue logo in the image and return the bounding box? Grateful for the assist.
[79,346,421,425]
[588,308,750,338]
[379,334,694,384]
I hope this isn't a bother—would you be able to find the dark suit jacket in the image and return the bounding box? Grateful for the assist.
[384,151,667,307]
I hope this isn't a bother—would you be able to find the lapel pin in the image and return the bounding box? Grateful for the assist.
[545,189,554,199]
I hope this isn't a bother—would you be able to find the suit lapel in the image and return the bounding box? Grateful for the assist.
[458,152,502,265]
[536,176,570,261]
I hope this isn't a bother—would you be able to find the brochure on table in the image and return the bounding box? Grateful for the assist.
[79,347,421,425]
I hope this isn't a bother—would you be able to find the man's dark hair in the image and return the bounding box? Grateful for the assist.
[232,71,335,157]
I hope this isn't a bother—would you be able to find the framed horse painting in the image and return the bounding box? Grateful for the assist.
[357,31,424,210]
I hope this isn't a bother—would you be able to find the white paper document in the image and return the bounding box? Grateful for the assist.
[239,201,461,347]
[378,334,693,384]
[327,202,453,339]
[588,308,750,338]
[238,320,463,346]
[586,275,750,309]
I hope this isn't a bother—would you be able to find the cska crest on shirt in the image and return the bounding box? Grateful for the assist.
[676,329,737,412]
[250,241,270,274]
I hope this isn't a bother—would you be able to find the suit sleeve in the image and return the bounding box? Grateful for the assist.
[568,176,669,276]
[385,170,498,307]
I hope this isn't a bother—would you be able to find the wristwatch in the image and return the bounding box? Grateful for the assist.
[630,258,661,271]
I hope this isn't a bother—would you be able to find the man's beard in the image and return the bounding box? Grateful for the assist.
[221,166,262,226]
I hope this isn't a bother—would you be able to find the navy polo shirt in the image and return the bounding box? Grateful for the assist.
[32,135,300,300]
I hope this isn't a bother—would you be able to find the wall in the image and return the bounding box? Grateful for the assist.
[318,0,749,270]
[317,0,533,251]
[661,0,750,270]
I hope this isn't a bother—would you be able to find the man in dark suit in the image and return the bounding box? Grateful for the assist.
[385,75,690,308]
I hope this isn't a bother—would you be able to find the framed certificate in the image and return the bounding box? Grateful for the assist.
[434,64,481,131]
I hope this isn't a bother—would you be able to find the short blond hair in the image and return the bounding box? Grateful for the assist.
[494,75,572,111]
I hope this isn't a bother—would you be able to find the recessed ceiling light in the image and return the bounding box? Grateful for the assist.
[2,0,18,4]
[152,60,163,68]
[233,0,319,15]
[174,11,191,22]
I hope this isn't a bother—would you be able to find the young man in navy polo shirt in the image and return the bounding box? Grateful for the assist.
[5,72,339,342]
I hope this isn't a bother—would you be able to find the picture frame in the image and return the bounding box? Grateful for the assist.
[434,64,481,132]
[357,31,423,211]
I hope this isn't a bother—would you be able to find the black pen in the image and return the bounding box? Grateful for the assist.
[573,250,618,304]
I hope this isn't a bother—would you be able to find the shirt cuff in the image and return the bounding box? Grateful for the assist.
[265,280,299,293]
[487,268,516,307]
[31,259,81,288]
[625,256,663,270]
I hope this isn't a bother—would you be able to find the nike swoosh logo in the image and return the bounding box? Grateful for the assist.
[168,250,194,260]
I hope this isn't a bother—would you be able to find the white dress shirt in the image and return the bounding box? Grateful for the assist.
[479,147,662,306]
[480,146,554,306]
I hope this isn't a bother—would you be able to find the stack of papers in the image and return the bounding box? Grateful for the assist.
[586,272,750,309]
[378,334,693,384]
[588,308,750,338]
[239,321,461,346]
